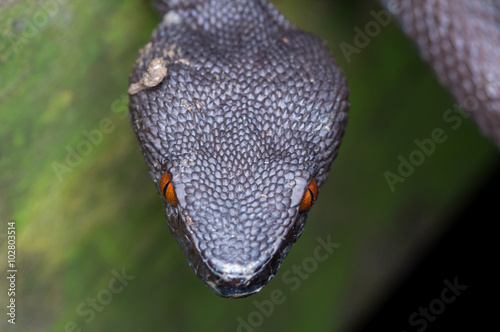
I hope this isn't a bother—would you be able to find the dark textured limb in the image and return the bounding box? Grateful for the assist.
[382,0,500,146]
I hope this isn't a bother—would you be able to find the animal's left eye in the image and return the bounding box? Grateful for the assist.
[160,171,177,206]
[299,178,318,212]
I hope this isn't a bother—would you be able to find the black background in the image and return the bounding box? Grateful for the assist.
[356,161,499,331]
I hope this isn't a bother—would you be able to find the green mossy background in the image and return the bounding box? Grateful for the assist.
[1,0,498,331]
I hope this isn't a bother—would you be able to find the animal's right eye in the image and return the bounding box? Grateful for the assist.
[299,178,318,212]
[160,171,177,206]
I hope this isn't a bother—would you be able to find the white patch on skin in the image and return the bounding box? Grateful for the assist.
[290,177,308,207]
[128,57,168,95]
[211,259,260,282]
[163,11,182,26]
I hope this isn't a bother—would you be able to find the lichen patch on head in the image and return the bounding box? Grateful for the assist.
[128,57,168,95]
[164,44,181,60]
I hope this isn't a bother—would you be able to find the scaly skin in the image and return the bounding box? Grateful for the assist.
[129,0,500,298]
[128,0,349,298]
[383,0,500,145]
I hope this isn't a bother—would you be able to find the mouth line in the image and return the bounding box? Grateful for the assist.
[194,246,275,298]
[205,279,267,299]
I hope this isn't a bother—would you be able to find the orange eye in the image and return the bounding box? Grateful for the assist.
[299,178,318,212]
[160,171,177,206]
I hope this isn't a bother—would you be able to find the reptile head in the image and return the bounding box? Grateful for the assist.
[129,0,349,298]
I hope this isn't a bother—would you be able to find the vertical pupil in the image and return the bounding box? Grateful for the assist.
[308,187,315,205]
[163,181,170,198]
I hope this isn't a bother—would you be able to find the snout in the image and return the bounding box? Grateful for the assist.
[197,258,274,298]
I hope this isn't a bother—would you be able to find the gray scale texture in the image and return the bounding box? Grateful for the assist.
[384,0,500,146]
[129,0,349,297]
